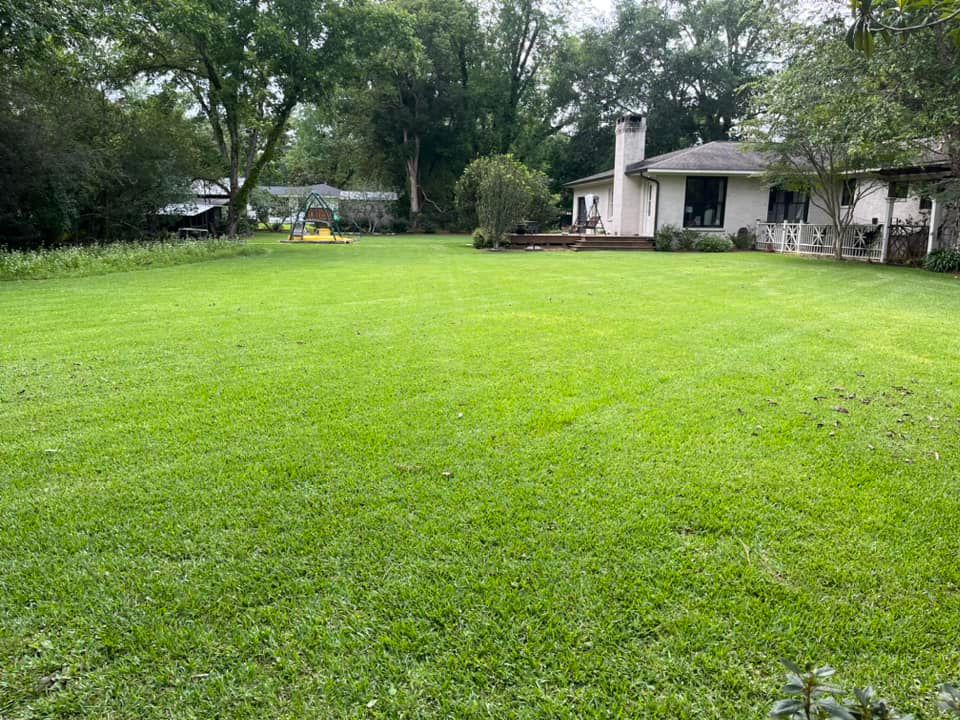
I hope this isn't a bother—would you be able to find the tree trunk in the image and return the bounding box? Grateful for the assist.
[833,218,844,260]
[404,129,421,228]
[225,102,296,238]
[227,144,240,237]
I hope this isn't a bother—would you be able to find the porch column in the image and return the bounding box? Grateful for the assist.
[880,196,895,264]
[927,198,943,255]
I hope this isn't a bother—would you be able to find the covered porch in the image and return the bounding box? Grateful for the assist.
[757,214,949,265]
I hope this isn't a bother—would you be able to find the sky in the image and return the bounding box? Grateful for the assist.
[582,0,844,26]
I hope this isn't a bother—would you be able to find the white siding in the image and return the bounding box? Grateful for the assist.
[846,179,931,225]
[571,180,615,229]
[653,174,771,235]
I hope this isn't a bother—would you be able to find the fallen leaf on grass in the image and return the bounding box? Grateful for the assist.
[834,407,849,414]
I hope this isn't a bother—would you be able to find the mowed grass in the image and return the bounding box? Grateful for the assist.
[2,234,960,719]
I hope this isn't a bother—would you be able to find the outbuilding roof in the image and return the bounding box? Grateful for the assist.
[264,183,342,198]
[157,200,227,217]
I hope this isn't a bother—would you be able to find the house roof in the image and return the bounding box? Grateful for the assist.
[264,183,342,198]
[631,141,769,174]
[875,146,951,177]
[562,168,615,187]
[563,141,769,187]
[340,190,399,201]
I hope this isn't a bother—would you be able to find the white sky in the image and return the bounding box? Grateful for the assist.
[582,0,844,25]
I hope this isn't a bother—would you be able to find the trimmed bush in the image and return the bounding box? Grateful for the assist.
[731,227,756,250]
[924,248,960,273]
[694,234,734,252]
[471,227,512,249]
[654,224,699,251]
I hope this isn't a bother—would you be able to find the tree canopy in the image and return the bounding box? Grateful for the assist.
[3,0,958,247]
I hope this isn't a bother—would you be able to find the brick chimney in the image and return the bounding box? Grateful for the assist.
[612,114,646,234]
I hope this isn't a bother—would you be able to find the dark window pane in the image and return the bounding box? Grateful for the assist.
[767,186,809,223]
[841,179,856,206]
[888,182,909,199]
[683,177,727,228]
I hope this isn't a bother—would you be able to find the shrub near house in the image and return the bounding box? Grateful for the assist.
[654,224,735,252]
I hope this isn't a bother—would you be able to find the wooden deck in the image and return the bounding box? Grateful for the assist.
[507,233,655,251]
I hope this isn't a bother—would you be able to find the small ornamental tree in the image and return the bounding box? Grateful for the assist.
[455,154,556,249]
[743,27,910,259]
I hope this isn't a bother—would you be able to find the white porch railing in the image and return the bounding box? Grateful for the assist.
[756,222,884,262]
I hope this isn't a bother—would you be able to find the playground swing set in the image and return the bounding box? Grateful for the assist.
[285,192,354,244]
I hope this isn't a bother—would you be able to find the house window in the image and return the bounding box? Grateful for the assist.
[607,187,614,217]
[646,183,653,216]
[767,186,810,223]
[841,179,856,206]
[919,194,933,211]
[683,176,727,228]
[888,181,909,199]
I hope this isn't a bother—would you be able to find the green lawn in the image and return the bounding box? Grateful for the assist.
[2,234,959,719]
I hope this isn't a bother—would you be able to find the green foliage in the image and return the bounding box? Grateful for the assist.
[0,238,263,280]
[848,0,960,52]
[456,155,556,249]
[590,0,786,158]
[923,247,960,272]
[694,234,734,252]
[0,56,216,248]
[120,0,412,234]
[744,24,912,258]
[731,227,756,250]
[771,662,853,720]
[471,227,488,249]
[654,224,699,251]
[769,661,960,719]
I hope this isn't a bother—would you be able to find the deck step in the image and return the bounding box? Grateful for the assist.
[505,233,655,251]
[571,238,654,251]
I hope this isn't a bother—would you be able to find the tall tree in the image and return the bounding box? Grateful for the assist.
[848,0,960,186]
[598,0,783,156]
[484,0,569,154]
[120,0,408,235]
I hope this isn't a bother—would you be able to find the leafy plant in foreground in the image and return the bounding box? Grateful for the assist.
[771,662,853,720]
[772,661,960,719]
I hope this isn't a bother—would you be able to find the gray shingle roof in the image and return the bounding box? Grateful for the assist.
[628,141,768,174]
[563,141,767,186]
[562,168,614,187]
